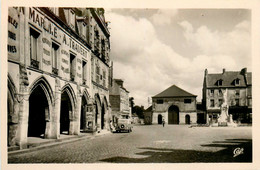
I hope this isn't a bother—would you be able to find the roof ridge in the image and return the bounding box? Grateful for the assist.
[153,84,196,98]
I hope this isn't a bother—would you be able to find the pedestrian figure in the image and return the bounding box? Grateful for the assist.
[109,120,114,132]
[162,119,165,127]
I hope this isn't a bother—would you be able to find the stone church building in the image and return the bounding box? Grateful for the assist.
[152,85,197,125]
[7,7,112,148]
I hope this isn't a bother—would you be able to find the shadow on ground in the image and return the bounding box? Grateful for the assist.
[100,139,252,163]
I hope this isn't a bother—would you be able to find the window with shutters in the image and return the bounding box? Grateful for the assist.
[82,60,87,84]
[30,28,40,68]
[51,43,59,75]
[70,54,76,81]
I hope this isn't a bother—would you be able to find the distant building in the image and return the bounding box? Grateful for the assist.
[196,102,206,124]
[144,106,153,125]
[202,68,252,124]
[152,85,197,125]
[109,79,130,123]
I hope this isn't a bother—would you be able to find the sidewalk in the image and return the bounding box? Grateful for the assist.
[8,129,112,156]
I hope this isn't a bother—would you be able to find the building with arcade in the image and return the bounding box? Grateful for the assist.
[7,7,112,148]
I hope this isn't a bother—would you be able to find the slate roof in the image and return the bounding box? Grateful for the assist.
[153,85,196,98]
[144,106,153,112]
[206,70,251,88]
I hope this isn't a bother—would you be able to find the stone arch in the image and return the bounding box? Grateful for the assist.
[103,96,109,110]
[94,93,102,129]
[168,105,179,124]
[8,74,19,146]
[80,89,90,131]
[60,84,77,134]
[28,76,54,137]
[61,83,76,113]
[29,76,54,105]
[101,96,109,130]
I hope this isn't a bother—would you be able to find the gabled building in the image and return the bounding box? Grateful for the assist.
[202,68,252,124]
[144,106,153,125]
[109,79,130,123]
[152,85,197,125]
[7,7,111,148]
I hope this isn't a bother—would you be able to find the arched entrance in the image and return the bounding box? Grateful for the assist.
[80,96,87,131]
[101,104,105,129]
[158,114,162,124]
[94,94,101,130]
[185,114,190,124]
[168,105,179,124]
[60,90,72,135]
[28,85,49,137]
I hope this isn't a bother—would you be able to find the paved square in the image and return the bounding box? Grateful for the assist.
[8,125,252,163]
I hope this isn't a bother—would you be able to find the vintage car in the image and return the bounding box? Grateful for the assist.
[112,114,132,133]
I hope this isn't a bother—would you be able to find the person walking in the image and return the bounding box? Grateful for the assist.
[162,119,165,127]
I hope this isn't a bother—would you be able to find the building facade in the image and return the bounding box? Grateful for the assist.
[109,79,130,123]
[202,68,252,125]
[7,7,111,148]
[152,85,197,125]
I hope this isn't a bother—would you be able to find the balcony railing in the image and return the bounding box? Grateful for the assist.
[52,67,59,75]
[31,59,39,69]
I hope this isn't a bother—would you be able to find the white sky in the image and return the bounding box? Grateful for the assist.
[105,9,251,108]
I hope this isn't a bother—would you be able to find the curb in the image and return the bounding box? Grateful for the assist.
[8,131,112,156]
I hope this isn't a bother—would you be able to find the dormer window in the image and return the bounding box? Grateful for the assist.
[49,8,59,16]
[234,78,240,86]
[69,9,75,29]
[217,79,223,86]
[82,22,87,40]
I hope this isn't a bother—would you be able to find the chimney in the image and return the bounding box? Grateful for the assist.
[115,79,124,87]
[222,68,226,74]
[204,69,208,76]
[240,67,247,75]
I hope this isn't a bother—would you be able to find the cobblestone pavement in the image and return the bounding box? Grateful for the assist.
[8,125,252,163]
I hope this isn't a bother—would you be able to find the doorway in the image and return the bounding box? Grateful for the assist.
[168,105,179,124]
[28,85,48,137]
[158,114,162,124]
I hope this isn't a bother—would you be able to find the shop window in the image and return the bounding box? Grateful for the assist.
[51,43,59,75]
[30,28,40,68]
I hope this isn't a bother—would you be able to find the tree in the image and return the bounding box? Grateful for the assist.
[129,97,134,114]
[133,105,144,119]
